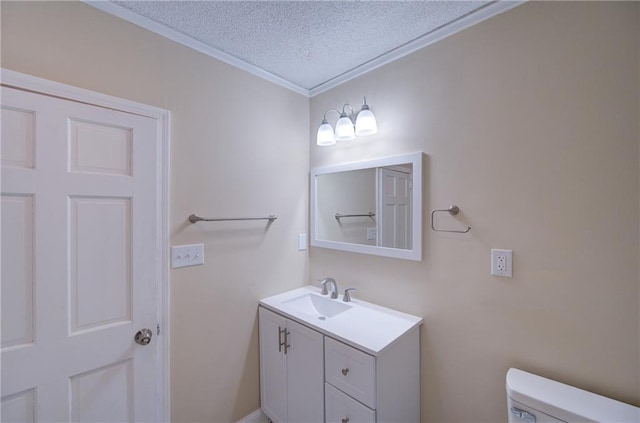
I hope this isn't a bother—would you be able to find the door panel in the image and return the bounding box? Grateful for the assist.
[70,359,134,423]
[1,194,34,349]
[69,196,132,333]
[1,86,159,422]
[1,388,36,423]
[0,105,34,169]
[69,119,132,176]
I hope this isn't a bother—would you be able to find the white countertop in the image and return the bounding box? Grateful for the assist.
[259,285,423,356]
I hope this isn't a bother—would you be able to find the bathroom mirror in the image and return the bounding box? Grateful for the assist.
[310,152,422,261]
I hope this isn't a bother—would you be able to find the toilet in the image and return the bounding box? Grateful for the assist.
[506,368,640,423]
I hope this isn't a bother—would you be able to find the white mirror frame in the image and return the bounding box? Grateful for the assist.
[310,152,423,261]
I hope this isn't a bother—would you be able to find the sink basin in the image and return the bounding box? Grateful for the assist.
[283,293,352,319]
[260,286,424,354]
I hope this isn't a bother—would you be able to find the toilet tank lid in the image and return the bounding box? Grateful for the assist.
[506,368,639,423]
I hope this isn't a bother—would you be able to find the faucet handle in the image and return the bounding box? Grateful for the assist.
[343,288,357,302]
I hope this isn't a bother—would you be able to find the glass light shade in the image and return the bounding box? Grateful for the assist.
[355,108,378,136]
[316,121,336,146]
[335,116,355,141]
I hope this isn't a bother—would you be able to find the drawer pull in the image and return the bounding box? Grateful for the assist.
[342,418,349,423]
[341,368,349,376]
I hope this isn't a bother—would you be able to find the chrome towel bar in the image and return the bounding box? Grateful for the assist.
[188,214,277,224]
[430,205,471,233]
[335,212,375,220]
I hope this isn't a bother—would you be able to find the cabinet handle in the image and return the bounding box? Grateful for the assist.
[284,330,291,355]
[341,368,349,376]
[278,327,285,353]
[342,418,349,423]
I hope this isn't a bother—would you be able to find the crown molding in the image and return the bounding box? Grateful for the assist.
[308,1,526,97]
[83,1,525,98]
[83,1,310,97]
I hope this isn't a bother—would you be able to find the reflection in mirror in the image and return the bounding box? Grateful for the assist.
[316,165,412,248]
[311,152,422,261]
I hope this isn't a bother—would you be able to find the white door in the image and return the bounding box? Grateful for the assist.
[378,167,412,249]
[1,86,160,422]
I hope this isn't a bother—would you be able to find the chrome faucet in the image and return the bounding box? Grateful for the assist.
[343,288,357,302]
[319,278,338,299]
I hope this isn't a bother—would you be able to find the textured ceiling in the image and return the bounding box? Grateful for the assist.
[110,1,493,91]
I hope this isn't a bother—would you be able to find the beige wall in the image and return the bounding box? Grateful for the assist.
[310,2,640,422]
[1,2,309,422]
[2,1,639,423]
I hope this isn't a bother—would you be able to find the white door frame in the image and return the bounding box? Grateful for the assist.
[1,68,171,421]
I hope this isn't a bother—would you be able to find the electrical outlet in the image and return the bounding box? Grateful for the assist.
[366,227,377,240]
[172,243,204,269]
[491,249,512,277]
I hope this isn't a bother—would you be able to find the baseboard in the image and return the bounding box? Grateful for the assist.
[236,409,269,423]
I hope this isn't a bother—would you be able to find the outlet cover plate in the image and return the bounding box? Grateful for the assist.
[491,249,512,277]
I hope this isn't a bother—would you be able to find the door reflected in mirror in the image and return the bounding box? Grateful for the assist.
[311,153,422,261]
[316,165,412,249]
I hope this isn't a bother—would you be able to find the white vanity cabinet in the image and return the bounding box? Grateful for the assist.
[259,307,324,423]
[259,287,422,423]
[323,332,420,423]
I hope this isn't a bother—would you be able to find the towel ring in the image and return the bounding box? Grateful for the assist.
[430,205,471,233]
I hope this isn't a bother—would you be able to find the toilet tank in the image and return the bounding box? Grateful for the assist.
[506,368,639,423]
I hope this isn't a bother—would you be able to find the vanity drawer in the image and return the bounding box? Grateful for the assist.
[325,337,376,408]
[325,383,375,423]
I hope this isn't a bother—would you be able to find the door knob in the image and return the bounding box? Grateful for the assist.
[134,328,153,345]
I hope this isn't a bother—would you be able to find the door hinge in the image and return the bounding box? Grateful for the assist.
[156,324,160,336]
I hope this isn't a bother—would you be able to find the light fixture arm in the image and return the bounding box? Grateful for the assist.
[322,101,366,123]
[341,104,355,120]
[322,108,342,123]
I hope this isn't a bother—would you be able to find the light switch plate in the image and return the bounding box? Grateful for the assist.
[172,243,204,269]
[298,233,307,251]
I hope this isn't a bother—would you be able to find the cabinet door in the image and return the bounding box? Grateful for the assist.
[259,307,288,423]
[286,319,324,423]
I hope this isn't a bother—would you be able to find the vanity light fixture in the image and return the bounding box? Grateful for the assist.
[316,97,378,146]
